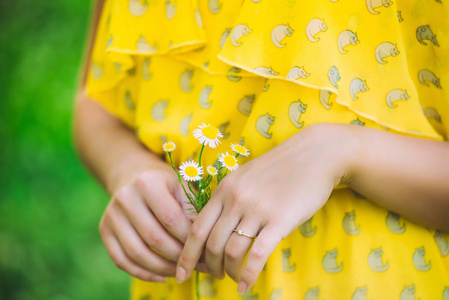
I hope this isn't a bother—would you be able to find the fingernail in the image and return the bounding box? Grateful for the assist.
[176,266,186,284]
[150,275,167,282]
[237,281,247,294]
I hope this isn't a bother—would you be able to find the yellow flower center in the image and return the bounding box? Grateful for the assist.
[234,145,247,154]
[164,144,175,151]
[185,166,199,177]
[202,125,219,139]
[207,166,217,175]
[224,155,236,167]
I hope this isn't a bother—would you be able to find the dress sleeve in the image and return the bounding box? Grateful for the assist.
[84,0,207,129]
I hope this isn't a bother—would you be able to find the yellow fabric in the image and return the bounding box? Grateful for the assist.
[86,0,449,298]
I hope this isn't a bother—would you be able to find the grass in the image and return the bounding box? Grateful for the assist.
[0,1,130,299]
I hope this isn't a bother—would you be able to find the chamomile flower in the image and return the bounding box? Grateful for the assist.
[162,142,176,153]
[230,143,250,157]
[219,152,239,171]
[193,123,223,148]
[206,166,218,176]
[179,161,204,182]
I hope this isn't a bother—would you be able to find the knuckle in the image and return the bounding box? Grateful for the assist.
[113,258,126,271]
[216,176,232,192]
[127,245,144,262]
[114,187,132,209]
[229,184,250,207]
[206,239,222,257]
[225,243,241,261]
[190,221,206,240]
[177,255,191,270]
[147,231,163,245]
[241,266,258,286]
[250,246,265,261]
[133,173,152,190]
[161,210,180,229]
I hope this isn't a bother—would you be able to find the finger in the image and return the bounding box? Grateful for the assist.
[237,226,282,294]
[224,218,260,282]
[101,227,166,282]
[117,191,184,262]
[135,178,192,243]
[205,212,241,278]
[176,200,223,283]
[110,207,177,276]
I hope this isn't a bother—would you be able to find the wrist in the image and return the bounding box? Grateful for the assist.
[106,148,165,195]
[306,123,365,187]
[335,124,368,187]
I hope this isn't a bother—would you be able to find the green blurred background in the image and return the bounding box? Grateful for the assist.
[0,1,130,299]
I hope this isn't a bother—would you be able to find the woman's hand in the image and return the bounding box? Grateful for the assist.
[75,96,209,282]
[175,123,359,292]
[99,159,205,282]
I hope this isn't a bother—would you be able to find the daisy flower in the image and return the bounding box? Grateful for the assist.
[230,143,250,157]
[219,152,239,171]
[179,161,204,182]
[162,142,176,153]
[193,123,223,148]
[206,166,218,176]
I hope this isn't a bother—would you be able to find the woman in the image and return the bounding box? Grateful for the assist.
[75,0,449,298]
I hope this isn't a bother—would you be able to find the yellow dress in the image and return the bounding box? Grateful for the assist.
[86,0,449,298]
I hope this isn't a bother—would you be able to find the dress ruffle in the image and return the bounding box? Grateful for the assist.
[84,2,449,299]
[86,0,449,140]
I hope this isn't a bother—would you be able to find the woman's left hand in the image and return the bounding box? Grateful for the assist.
[175,123,360,293]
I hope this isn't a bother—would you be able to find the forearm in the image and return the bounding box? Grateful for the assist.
[347,125,449,231]
[74,91,165,195]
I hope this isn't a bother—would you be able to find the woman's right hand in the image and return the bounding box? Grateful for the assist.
[99,159,202,282]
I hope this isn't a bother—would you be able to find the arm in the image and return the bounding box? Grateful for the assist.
[73,0,200,282]
[175,122,449,293]
[347,124,449,230]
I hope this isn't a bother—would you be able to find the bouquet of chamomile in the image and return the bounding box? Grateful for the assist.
[163,123,250,213]
[162,123,250,300]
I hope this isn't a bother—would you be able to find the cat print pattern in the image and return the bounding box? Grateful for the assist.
[366,0,393,15]
[87,0,449,299]
[375,42,400,64]
[256,113,275,138]
[288,99,307,128]
[352,286,368,300]
[142,58,152,80]
[165,0,177,20]
[368,247,389,272]
[306,18,327,42]
[137,36,158,53]
[412,247,431,271]
[287,66,310,80]
[304,287,320,300]
[129,0,148,17]
[231,24,251,46]
[271,24,294,48]
[337,30,359,54]
[322,249,343,273]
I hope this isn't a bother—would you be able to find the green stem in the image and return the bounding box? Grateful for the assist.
[169,153,200,213]
[203,175,213,187]
[198,143,205,168]
[197,143,206,191]
[188,181,198,197]
[196,271,200,300]
[168,153,178,174]
[183,184,199,213]
[218,169,228,183]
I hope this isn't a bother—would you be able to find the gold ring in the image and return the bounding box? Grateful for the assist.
[233,229,257,240]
